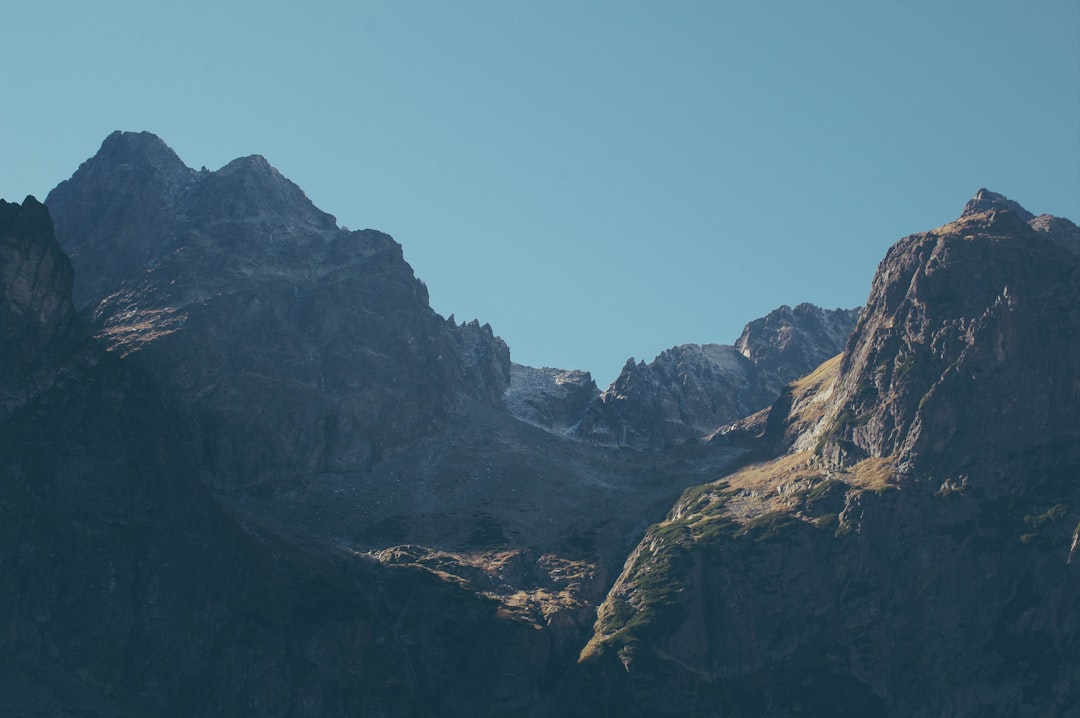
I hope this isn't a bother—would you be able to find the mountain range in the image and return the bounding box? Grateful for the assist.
[2,131,1078,716]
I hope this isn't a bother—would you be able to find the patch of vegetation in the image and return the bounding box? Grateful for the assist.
[648,519,694,544]
[1024,503,1068,531]
[690,514,740,544]
[676,482,719,515]
[847,457,897,492]
[598,544,692,655]
[735,511,799,543]
[1019,503,1069,546]
[605,597,634,629]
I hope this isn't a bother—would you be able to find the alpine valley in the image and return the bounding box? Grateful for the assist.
[2,132,1077,716]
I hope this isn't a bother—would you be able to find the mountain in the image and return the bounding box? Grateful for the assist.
[46,131,510,490]
[0,196,578,718]
[570,191,1080,716]
[504,303,858,446]
[25,131,1080,715]
[571,304,859,448]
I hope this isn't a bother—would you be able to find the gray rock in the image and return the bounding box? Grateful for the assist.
[573,305,860,449]
[504,363,599,434]
[46,131,510,489]
[571,190,1080,716]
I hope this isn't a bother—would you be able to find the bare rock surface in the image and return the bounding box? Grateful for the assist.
[46,132,510,490]
[0,197,561,717]
[571,305,859,449]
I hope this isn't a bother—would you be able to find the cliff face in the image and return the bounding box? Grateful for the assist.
[27,132,1080,716]
[0,197,78,412]
[504,364,600,435]
[46,131,509,489]
[0,197,560,718]
[571,305,859,449]
[819,197,1080,472]
[571,192,1080,716]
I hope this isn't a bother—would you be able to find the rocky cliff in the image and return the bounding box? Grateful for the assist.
[45,131,510,490]
[570,191,1080,716]
[571,305,859,449]
[504,363,600,435]
[24,133,1080,716]
[0,196,569,718]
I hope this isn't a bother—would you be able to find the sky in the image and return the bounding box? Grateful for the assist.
[2,2,1077,387]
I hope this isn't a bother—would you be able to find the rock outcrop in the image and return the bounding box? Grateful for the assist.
[735,303,861,391]
[570,191,1080,716]
[46,131,510,489]
[504,364,600,434]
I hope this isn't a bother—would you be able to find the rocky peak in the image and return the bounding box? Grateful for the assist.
[816,196,1080,473]
[735,303,860,380]
[44,132,513,490]
[1029,212,1080,257]
[186,154,337,230]
[96,130,191,174]
[66,130,196,204]
[570,305,858,449]
[960,188,1035,222]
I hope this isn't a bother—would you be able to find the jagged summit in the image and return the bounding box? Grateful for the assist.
[47,132,354,309]
[185,152,336,229]
[44,131,511,489]
[89,130,195,189]
[98,129,184,161]
[961,187,1035,221]
[565,305,860,449]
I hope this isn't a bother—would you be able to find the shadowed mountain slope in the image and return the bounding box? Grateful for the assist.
[46,132,510,490]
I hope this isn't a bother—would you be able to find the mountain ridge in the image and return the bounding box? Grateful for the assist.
[571,191,1080,716]
[12,130,1080,715]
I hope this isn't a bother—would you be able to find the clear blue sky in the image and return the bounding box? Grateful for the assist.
[2,2,1077,386]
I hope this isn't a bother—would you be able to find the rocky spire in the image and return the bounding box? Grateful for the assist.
[960,188,1035,222]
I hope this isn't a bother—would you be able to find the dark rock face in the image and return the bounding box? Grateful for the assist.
[572,305,859,449]
[46,131,509,489]
[570,192,1080,716]
[821,204,1080,471]
[27,133,1080,717]
[0,197,78,412]
[0,197,555,718]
